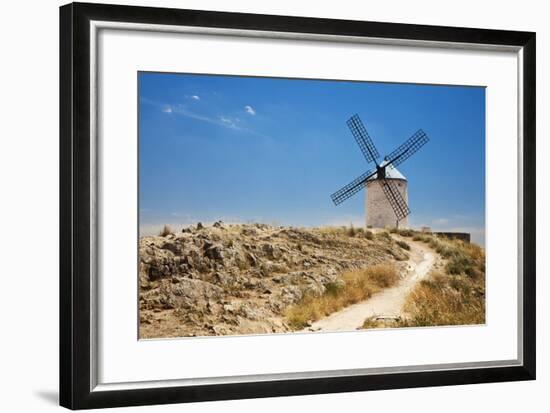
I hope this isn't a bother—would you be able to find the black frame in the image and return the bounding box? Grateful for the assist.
[60,2,536,409]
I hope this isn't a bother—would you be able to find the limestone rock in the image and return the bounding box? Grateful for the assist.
[139,223,403,338]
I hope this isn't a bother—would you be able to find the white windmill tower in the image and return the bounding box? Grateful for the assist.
[365,161,408,228]
[331,114,429,229]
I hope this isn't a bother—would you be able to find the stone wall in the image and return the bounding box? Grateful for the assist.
[434,232,471,243]
[366,179,408,229]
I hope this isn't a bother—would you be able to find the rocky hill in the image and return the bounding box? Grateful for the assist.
[139,222,409,338]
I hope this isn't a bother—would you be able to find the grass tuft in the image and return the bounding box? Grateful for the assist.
[363,230,374,240]
[396,240,410,250]
[159,224,174,237]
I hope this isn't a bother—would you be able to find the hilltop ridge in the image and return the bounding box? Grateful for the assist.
[139,223,409,338]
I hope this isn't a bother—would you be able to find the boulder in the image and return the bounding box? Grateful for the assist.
[280,285,303,304]
[204,244,224,261]
[241,227,258,236]
[245,252,258,267]
[161,241,183,255]
[302,282,326,298]
[162,278,223,312]
[261,243,282,259]
[214,272,233,286]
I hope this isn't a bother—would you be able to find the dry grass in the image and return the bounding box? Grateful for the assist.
[285,264,399,330]
[361,316,400,329]
[394,236,485,328]
[316,225,374,240]
[346,224,358,237]
[396,270,485,327]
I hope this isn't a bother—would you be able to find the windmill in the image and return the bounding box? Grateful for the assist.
[331,114,429,229]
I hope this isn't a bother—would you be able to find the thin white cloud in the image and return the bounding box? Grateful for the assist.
[244,105,256,115]
[176,107,215,124]
[191,95,200,100]
[219,116,239,129]
[141,97,269,137]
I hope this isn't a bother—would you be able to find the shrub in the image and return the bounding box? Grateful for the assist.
[159,224,174,237]
[361,317,381,329]
[354,227,365,237]
[324,281,344,296]
[415,234,433,243]
[445,254,474,275]
[398,229,413,237]
[377,231,391,241]
[362,316,400,329]
[396,240,411,250]
[364,230,374,240]
[428,238,440,250]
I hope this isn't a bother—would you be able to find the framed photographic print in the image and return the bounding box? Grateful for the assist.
[59,2,536,409]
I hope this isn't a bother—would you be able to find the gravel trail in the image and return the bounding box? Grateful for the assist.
[305,238,436,332]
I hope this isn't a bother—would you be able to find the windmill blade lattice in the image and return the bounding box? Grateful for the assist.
[347,114,380,164]
[331,169,376,205]
[331,113,429,226]
[385,129,429,168]
[379,178,411,221]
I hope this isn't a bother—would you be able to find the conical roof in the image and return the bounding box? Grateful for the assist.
[366,160,407,181]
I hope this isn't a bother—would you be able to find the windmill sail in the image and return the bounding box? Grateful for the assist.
[379,178,410,221]
[331,114,429,227]
[331,169,376,205]
[385,129,429,168]
[347,114,380,164]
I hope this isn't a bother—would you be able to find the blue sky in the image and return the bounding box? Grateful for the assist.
[139,72,485,245]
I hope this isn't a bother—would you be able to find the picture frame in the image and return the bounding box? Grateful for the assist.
[59,2,536,409]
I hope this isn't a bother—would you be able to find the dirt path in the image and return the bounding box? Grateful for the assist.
[304,238,436,332]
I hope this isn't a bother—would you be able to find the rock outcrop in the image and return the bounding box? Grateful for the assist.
[139,223,408,338]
